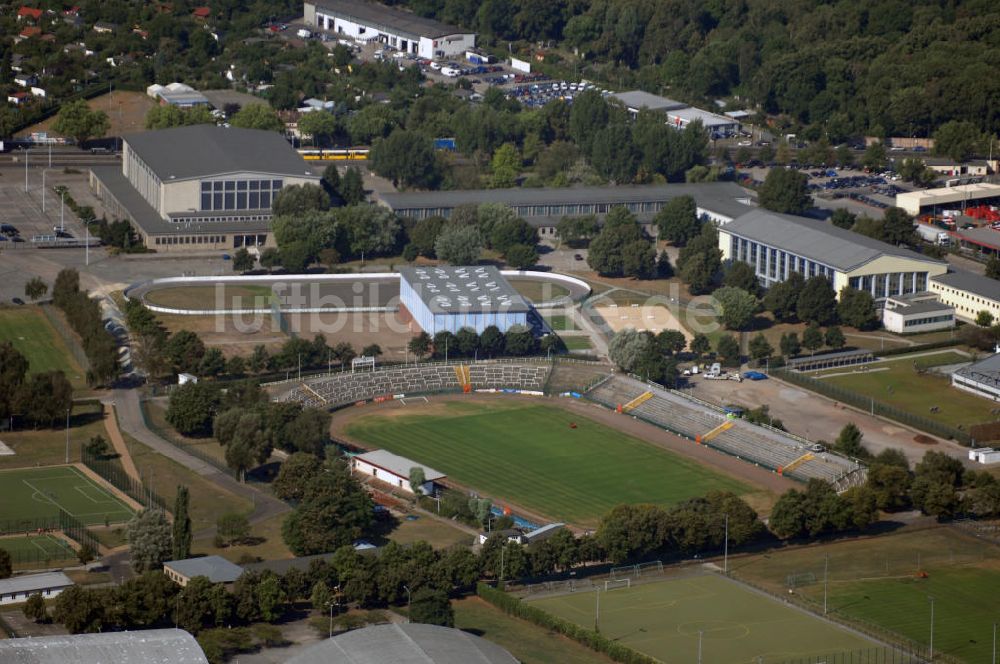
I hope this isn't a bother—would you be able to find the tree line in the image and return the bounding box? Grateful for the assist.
[0,342,73,429]
[52,269,119,386]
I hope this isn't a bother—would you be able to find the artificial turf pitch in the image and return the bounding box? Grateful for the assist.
[528,573,875,664]
[344,401,749,525]
[0,534,76,564]
[0,466,135,527]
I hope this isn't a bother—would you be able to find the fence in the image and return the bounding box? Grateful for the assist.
[137,399,241,481]
[776,649,927,664]
[82,448,168,512]
[772,367,971,445]
[0,515,62,536]
[58,509,102,555]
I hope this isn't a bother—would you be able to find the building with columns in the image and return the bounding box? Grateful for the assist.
[717,209,948,302]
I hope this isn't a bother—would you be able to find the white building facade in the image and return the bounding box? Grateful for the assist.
[399,266,532,334]
[305,0,475,60]
[880,293,955,334]
[352,450,444,494]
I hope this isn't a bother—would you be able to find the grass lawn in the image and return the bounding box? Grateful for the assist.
[194,511,292,563]
[561,335,592,351]
[817,352,987,428]
[143,284,274,311]
[528,573,874,663]
[385,514,473,549]
[544,314,577,331]
[0,401,106,468]
[0,466,134,527]
[0,306,86,387]
[453,597,612,664]
[344,401,749,525]
[0,534,76,568]
[732,527,1000,663]
[120,430,251,533]
[510,280,571,304]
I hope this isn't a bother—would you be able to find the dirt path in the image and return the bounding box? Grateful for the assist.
[101,402,140,484]
[330,393,795,529]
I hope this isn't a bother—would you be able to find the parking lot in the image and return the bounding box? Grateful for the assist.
[0,167,91,247]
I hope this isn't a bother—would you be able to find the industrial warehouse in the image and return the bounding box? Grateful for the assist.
[303,0,475,59]
[89,125,320,252]
[380,182,754,237]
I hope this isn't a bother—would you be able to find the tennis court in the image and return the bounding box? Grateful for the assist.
[0,466,135,527]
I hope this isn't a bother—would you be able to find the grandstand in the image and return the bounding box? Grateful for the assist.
[587,375,864,487]
[275,361,551,409]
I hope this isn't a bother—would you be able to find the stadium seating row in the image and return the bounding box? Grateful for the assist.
[586,375,859,484]
[277,362,552,409]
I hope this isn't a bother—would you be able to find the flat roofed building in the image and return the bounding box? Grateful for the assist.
[896,183,1000,216]
[881,292,955,334]
[930,270,1000,323]
[353,449,445,494]
[399,265,532,334]
[304,0,475,59]
[0,571,73,605]
[0,629,208,663]
[953,353,1000,402]
[89,125,320,252]
[287,623,518,664]
[163,555,244,586]
[610,90,687,115]
[719,209,948,301]
[380,183,754,239]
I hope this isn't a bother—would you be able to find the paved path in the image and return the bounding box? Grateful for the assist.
[101,403,141,483]
[111,388,290,534]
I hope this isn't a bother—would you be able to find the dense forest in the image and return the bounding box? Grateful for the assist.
[389,0,1000,140]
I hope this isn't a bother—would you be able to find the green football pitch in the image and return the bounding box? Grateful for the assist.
[0,466,135,527]
[0,306,85,387]
[0,534,76,564]
[344,401,749,525]
[528,573,876,664]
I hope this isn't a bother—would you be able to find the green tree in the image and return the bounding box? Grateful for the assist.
[749,333,774,361]
[802,324,824,354]
[259,248,282,272]
[0,548,10,579]
[145,105,215,129]
[340,168,365,205]
[690,333,711,357]
[24,277,48,301]
[435,225,482,265]
[780,332,801,357]
[977,310,995,327]
[198,348,226,378]
[272,184,330,217]
[933,120,984,162]
[797,276,837,325]
[677,224,722,294]
[713,286,758,330]
[126,509,173,573]
[165,330,207,375]
[409,466,426,495]
[837,287,878,329]
[165,381,220,436]
[505,243,539,269]
[723,261,759,294]
[52,100,110,146]
[861,142,887,172]
[830,209,856,230]
[217,513,251,545]
[716,335,740,364]
[759,167,811,215]
[834,422,866,457]
[556,215,599,245]
[490,142,521,188]
[172,485,192,561]
[986,255,1000,281]
[230,103,284,132]
[825,326,846,349]
[409,587,454,627]
[232,248,255,273]
[370,129,440,189]
[297,111,340,147]
[587,208,655,278]
[763,272,805,321]
[408,331,432,359]
[23,593,47,623]
[655,195,701,246]
[881,207,916,246]
[655,330,687,355]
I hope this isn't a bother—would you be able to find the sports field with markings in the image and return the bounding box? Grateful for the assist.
[0,466,134,527]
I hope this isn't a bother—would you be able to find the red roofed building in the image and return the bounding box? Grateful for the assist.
[17,6,43,20]
[192,6,210,18]
[19,26,42,39]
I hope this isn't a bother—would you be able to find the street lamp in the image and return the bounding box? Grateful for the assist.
[64,407,71,463]
[929,595,935,660]
[41,169,57,215]
[403,585,412,622]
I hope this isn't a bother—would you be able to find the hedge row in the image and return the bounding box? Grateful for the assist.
[476,582,660,664]
[877,338,962,357]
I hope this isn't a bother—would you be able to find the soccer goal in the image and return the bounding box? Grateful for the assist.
[786,572,817,589]
[636,560,664,576]
[604,578,631,591]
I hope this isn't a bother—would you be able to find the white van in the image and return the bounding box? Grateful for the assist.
[296,28,312,39]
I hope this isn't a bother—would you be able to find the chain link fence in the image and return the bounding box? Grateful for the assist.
[137,399,240,481]
[82,448,168,512]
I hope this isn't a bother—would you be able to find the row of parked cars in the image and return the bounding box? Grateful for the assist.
[104,318,132,373]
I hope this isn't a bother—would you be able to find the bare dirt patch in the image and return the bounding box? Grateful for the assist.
[155,312,288,357]
[23,90,154,138]
[595,303,693,339]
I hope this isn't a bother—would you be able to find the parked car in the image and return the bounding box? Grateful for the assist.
[12,297,25,305]
[742,371,768,381]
